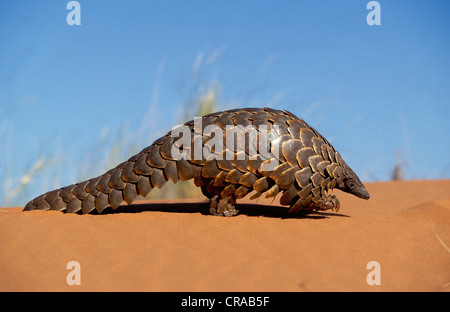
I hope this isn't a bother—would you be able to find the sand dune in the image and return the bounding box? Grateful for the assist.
[1,180,449,292]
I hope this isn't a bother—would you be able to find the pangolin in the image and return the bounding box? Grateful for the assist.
[23,107,369,216]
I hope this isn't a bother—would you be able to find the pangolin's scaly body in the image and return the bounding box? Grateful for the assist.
[23,107,369,216]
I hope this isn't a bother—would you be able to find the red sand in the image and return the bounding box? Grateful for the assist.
[1,180,449,292]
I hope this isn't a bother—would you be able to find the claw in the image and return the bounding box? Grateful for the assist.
[209,195,238,217]
[317,194,340,212]
[330,195,340,212]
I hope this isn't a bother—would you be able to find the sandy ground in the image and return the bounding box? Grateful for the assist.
[1,180,449,292]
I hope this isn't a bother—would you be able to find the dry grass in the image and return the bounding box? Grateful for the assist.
[0,53,224,207]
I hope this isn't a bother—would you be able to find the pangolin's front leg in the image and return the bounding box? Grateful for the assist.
[313,193,340,212]
[287,191,340,213]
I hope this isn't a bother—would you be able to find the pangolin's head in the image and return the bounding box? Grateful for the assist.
[340,166,370,200]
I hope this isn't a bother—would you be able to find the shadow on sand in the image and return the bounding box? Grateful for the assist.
[93,201,349,219]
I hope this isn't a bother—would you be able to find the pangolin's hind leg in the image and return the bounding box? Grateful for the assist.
[201,185,239,217]
[208,194,238,217]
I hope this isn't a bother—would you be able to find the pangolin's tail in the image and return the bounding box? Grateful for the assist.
[23,133,191,213]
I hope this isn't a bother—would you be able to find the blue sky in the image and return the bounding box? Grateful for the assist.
[0,1,449,205]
